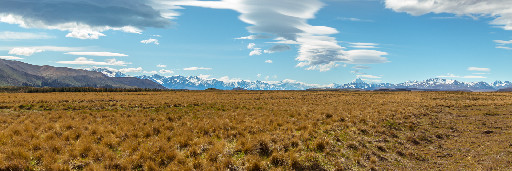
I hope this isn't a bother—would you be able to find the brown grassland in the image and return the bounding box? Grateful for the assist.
[0,91,511,170]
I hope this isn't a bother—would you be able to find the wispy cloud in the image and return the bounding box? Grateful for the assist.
[183,67,212,71]
[235,35,272,40]
[250,49,262,56]
[144,71,158,75]
[65,52,128,57]
[57,57,130,66]
[265,60,273,63]
[385,0,512,31]
[349,43,379,49]
[264,45,291,54]
[353,65,370,69]
[159,69,174,74]
[468,67,490,72]
[8,48,43,56]
[494,40,512,50]
[495,40,512,44]
[0,56,23,60]
[119,67,143,73]
[496,46,512,50]
[247,43,256,49]
[4,46,84,56]
[141,38,160,45]
[343,50,389,64]
[0,31,54,40]
[437,73,487,79]
[337,17,373,22]
[357,74,382,79]
[157,64,167,68]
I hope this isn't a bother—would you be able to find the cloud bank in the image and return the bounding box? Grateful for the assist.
[385,0,512,30]
[0,0,172,39]
[57,57,130,66]
[0,31,54,40]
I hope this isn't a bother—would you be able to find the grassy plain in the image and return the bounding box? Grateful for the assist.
[0,91,511,170]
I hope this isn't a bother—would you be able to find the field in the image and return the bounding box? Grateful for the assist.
[1,91,511,170]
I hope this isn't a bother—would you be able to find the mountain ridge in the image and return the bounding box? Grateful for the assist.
[0,59,165,89]
[91,68,512,91]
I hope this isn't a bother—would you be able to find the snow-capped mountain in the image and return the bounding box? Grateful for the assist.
[137,75,314,90]
[90,68,127,77]
[337,78,394,90]
[89,68,512,91]
[394,78,495,91]
[337,78,511,92]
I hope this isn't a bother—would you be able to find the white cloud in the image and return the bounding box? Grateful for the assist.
[236,35,272,40]
[249,48,263,56]
[350,43,378,46]
[172,0,388,71]
[437,73,459,78]
[0,31,54,40]
[357,75,382,79]
[463,75,487,79]
[198,74,211,80]
[247,43,256,49]
[157,64,167,68]
[159,69,174,74]
[361,79,382,83]
[265,60,273,63]
[343,50,389,64]
[0,56,23,60]
[144,71,158,74]
[65,52,128,57]
[218,76,243,83]
[8,48,44,56]
[351,45,378,49]
[494,40,512,45]
[0,0,172,39]
[353,65,370,69]
[494,40,512,50]
[349,43,379,49]
[183,67,212,71]
[264,45,291,53]
[337,17,373,22]
[385,0,512,30]
[468,67,490,72]
[57,57,130,66]
[437,73,487,79]
[496,46,512,50]
[5,46,85,56]
[257,74,262,77]
[119,67,143,73]
[141,38,160,45]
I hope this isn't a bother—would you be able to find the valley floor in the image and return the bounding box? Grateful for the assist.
[0,91,511,170]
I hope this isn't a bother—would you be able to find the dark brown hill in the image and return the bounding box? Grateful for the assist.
[0,59,165,89]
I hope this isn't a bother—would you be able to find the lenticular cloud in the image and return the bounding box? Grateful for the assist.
[171,0,389,71]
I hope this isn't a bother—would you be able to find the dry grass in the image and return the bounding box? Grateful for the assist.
[0,91,511,170]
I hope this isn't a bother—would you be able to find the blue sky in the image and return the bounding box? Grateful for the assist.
[1,0,512,85]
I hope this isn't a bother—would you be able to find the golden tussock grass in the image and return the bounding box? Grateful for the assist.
[0,91,511,170]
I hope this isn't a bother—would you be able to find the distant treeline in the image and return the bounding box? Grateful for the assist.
[0,87,172,93]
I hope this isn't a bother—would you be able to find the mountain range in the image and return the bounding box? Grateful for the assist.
[0,59,165,89]
[0,60,510,91]
[92,68,314,90]
[92,68,512,91]
[335,78,512,92]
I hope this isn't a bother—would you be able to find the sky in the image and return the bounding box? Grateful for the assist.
[1,0,512,85]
